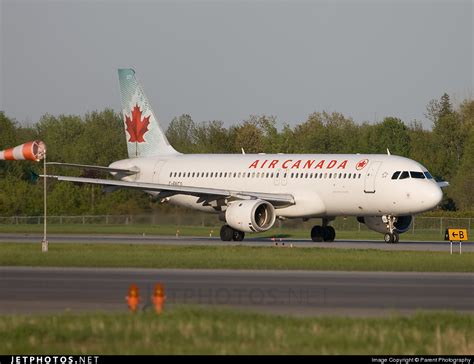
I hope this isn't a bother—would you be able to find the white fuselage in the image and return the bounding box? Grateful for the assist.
[110,153,443,218]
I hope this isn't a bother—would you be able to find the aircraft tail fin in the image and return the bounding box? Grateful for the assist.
[118,69,179,157]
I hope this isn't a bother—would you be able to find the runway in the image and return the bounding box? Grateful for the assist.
[0,233,472,251]
[1,267,473,316]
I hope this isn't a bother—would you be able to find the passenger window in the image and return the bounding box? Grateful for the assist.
[399,171,409,179]
[410,171,425,179]
[206,172,209,177]
[256,172,260,178]
[343,173,346,178]
[284,173,287,178]
[391,171,401,180]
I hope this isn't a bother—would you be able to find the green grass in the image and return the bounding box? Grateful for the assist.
[0,223,459,242]
[0,306,472,354]
[1,243,473,271]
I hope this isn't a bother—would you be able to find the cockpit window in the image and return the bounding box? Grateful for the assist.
[410,171,425,179]
[399,171,409,179]
[391,171,401,180]
[424,171,433,179]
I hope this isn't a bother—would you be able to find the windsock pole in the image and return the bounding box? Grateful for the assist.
[42,151,48,253]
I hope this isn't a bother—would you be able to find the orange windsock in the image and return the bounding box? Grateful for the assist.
[0,140,46,162]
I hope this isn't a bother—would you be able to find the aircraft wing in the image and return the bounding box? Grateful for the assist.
[43,175,295,207]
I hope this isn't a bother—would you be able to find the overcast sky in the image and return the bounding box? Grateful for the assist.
[1,0,472,129]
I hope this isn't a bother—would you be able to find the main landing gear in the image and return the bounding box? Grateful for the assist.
[383,215,399,244]
[384,232,399,244]
[220,224,245,242]
[311,218,336,242]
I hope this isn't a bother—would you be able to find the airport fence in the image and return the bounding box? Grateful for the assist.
[0,214,471,236]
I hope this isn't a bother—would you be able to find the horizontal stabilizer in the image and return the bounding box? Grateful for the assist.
[436,181,449,188]
[46,162,138,175]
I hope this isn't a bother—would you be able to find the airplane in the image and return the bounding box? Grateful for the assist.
[45,68,447,244]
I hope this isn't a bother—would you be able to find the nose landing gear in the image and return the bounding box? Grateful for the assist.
[383,215,400,244]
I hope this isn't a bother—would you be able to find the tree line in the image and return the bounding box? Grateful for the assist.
[0,93,472,216]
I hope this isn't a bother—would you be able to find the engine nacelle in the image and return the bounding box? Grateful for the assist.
[357,215,413,234]
[225,199,276,233]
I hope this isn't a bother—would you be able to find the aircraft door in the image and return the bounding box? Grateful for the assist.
[153,161,165,183]
[364,161,382,193]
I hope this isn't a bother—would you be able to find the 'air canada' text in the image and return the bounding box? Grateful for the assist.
[248,159,349,170]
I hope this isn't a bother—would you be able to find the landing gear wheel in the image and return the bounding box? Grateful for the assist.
[393,232,399,244]
[384,233,394,244]
[232,230,245,241]
[311,225,323,242]
[220,225,234,241]
[324,226,336,242]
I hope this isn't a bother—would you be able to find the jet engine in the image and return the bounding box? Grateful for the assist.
[357,215,413,234]
[225,199,276,233]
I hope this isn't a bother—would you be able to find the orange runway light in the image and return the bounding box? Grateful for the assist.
[126,283,140,312]
[152,283,166,314]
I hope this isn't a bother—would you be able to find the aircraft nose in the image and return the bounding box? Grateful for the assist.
[424,183,443,209]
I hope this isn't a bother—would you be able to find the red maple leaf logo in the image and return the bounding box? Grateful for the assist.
[356,159,369,170]
[125,104,150,143]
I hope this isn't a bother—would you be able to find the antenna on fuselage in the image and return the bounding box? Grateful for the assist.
[241,148,246,155]
[387,148,391,155]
